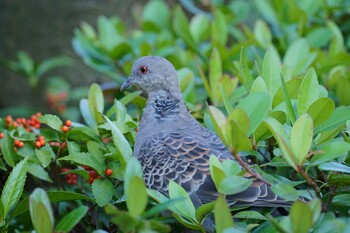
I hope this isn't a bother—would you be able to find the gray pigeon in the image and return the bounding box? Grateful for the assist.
[121,56,287,209]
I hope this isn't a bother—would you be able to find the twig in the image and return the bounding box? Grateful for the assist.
[297,166,321,199]
[231,149,272,186]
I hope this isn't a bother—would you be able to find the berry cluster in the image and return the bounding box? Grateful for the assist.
[35,135,46,148]
[4,113,42,132]
[62,120,71,133]
[61,168,78,185]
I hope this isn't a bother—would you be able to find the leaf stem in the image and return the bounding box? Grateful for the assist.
[297,165,321,198]
[231,149,271,186]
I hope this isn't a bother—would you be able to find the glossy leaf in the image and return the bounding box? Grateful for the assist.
[307,97,335,128]
[55,206,88,233]
[271,183,298,201]
[88,83,104,124]
[310,141,350,166]
[1,157,28,218]
[318,162,350,173]
[239,47,254,91]
[264,117,297,170]
[39,114,63,132]
[209,48,222,104]
[315,106,350,134]
[290,201,313,233]
[104,116,132,168]
[262,49,281,98]
[214,195,234,232]
[59,152,105,175]
[297,68,319,116]
[168,181,197,222]
[92,179,115,207]
[219,175,252,195]
[290,114,313,165]
[237,92,271,135]
[0,131,20,167]
[126,176,147,217]
[29,188,54,233]
[250,76,268,94]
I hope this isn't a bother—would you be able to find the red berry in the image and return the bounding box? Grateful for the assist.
[5,115,12,124]
[0,133,3,139]
[89,176,95,184]
[62,125,69,133]
[35,141,42,148]
[14,140,20,146]
[36,112,42,117]
[89,170,96,178]
[105,168,113,176]
[18,141,24,148]
[65,120,72,127]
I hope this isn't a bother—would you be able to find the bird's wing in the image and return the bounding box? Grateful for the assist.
[138,130,228,194]
[138,130,284,207]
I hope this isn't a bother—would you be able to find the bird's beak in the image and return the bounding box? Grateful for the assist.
[120,76,136,91]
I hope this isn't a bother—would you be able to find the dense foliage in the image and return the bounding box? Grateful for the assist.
[1,0,350,232]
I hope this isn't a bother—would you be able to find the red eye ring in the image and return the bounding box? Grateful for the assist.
[139,65,148,75]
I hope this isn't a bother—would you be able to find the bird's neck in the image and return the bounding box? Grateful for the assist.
[138,89,188,128]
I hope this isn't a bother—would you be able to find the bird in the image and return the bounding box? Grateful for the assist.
[120,56,288,211]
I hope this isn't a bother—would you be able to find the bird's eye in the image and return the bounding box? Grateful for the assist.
[139,65,148,75]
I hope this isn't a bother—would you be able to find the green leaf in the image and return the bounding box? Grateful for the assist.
[59,152,105,175]
[209,156,225,189]
[208,106,227,144]
[310,141,350,166]
[318,162,350,173]
[88,83,104,124]
[0,131,20,167]
[92,179,115,207]
[211,9,228,46]
[173,6,197,53]
[290,201,313,233]
[1,157,28,218]
[104,116,132,168]
[239,47,254,91]
[271,183,299,201]
[195,201,215,222]
[209,48,222,105]
[219,175,252,195]
[190,14,209,43]
[254,19,272,48]
[80,98,95,127]
[280,75,296,124]
[35,145,55,168]
[124,157,143,192]
[11,191,93,219]
[97,16,122,51]
[29,188,54,233]
[264,117,297,170]
[307,97,335,128]
[39,114,63,131]
[233,210,268,220]
[315,106,350,134]
[66,127,102,143]
[290,114,313,165]
[331,194,350,207]
[55,206,88,232]
[36,56,72,77]
[168,181,197,222]
[214,195,234,232]
[27,163,52,182]
[250,76,268,94]
[237,92,271,135]
[283,39,317,76]
[126,176,147,217]
[142,0,170,29]
[297,68,319,116]
[262,49,281,98]
[227,119,252,152]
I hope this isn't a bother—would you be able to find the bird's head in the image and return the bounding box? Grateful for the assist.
[121,56,180,95]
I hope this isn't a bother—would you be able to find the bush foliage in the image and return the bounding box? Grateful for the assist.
[1,0,350,232]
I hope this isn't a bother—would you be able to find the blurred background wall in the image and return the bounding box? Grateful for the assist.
[0,0,159,114]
